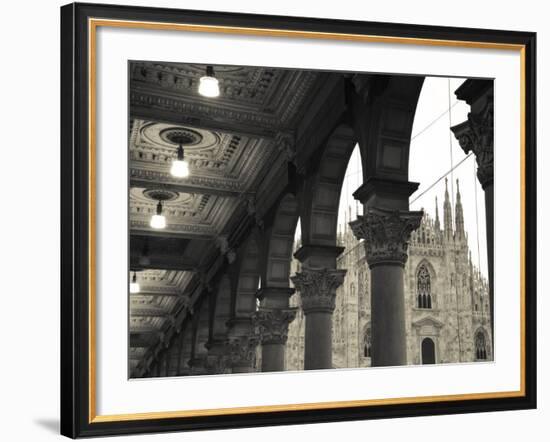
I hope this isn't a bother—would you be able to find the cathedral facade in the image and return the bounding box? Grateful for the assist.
[285,179,492,370]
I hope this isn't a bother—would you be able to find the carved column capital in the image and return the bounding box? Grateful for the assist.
[349,208,423,268]
[205,340,230,375]
[226,335,260,369]
[451,102,494,189]
[291,267,346,314]
[253,308,297,345]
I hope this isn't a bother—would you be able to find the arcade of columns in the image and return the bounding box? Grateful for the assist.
[140,77,494,378]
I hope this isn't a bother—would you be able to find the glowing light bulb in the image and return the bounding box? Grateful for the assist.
[150,214,166,229]
[130,272,140,294]
[198,66,220,97]
[170,145,189,178]
[150,200,166,229]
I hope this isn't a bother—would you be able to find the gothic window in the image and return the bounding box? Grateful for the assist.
[475,330,488,360]
[417,264,432,309]
[364,325,371,358]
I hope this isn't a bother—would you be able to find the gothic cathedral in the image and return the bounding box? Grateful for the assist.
[285,178,492,370]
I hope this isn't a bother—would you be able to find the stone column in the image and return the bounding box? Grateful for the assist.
[451,80,494,344]
[291,267,346,370]
[226,318,259,373]
[254,287,296,372]
[254,307,297,372]
[205,339,230,375]
[188,355,207,376]
[350,207,422,366]
[160,350,169,377]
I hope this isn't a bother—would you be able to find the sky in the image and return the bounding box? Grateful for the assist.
[336,77,488,278]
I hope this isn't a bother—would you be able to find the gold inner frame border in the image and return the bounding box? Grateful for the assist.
[87,17,527,424]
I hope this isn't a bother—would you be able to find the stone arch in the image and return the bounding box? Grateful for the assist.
[261,193,300,288]
[421,337,436,364]
[349,75,425,188]
[417,258,437,277]
[300,123,357,247]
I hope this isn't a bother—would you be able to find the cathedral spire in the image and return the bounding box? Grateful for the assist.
[443,177,453,239]
[434,196,441,231]
[455,179,465,240]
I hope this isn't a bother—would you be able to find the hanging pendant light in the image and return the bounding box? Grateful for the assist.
[198,65,220,98]
[150,200,166,229]
[170,144,189,178]
[130,271,140,294]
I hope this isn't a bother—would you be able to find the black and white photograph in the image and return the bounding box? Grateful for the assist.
[127,62,494,378]
[0,0,543,440]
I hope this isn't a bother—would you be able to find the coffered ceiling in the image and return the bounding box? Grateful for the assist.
[128,61,335,375]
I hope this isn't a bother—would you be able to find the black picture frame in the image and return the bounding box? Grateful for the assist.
[61,2,537,438]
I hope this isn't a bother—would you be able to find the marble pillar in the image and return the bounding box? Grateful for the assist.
[254,287,296,372]
[254,307,296,372]
[350,207,422,366]
[291,267,346,370]
[451,80,494,344]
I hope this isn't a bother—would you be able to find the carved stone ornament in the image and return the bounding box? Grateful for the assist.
[226,335,260,368]
[450,101,494,188]
[291,267,347,314]
[205,342,231,375]
[253,308,297,345]
[349,208,423,268]
[275,131,296,163]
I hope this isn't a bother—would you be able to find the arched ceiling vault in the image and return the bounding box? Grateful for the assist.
[129,62,425,377]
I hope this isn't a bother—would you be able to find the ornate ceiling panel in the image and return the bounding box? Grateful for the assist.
[128,61,330,376]
[130,186,240,238]
[130,62,319,130]
[130,119,273,194]
[129,270,191,337]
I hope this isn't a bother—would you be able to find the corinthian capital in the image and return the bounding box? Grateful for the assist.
[226,335,260,369]
[451,102,494,188]
[291,267,346,314]
[349,208,423,268]
[253,308,297,345]
[205,340,230,375]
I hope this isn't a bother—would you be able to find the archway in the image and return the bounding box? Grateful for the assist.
[421,337,436,364]
[261,193,300,290]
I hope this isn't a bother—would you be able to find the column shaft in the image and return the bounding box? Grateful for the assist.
[451,82,494,350]
[370,265,407,366]
[484,183,494,341]
[254,296,296,373]
[304,311,333,369]
[350,207,423,367]
[291,266,346,371]
[261,344,285,372]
